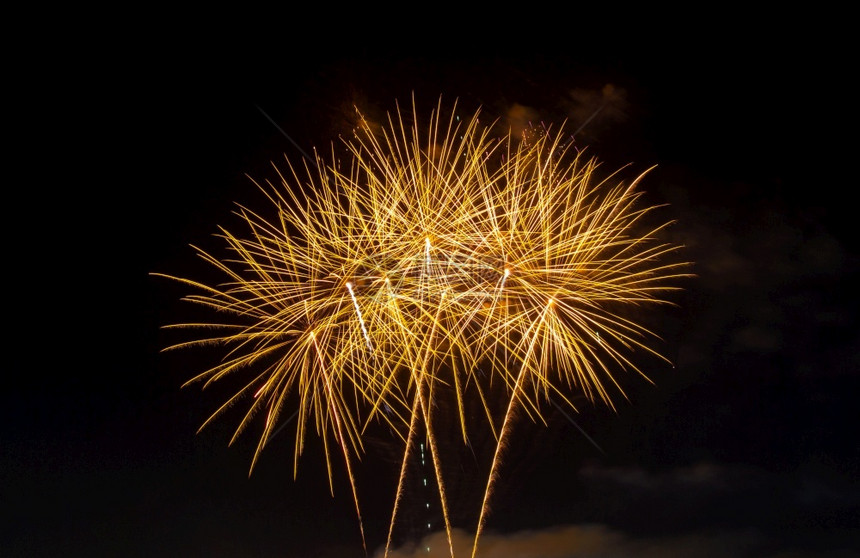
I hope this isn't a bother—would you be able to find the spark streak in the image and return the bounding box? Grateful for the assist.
[346,281,373,351]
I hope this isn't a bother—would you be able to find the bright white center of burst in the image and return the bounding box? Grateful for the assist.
[425,237,431,267]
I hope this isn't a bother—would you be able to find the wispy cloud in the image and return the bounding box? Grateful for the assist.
[375,462,859,558]
[377,523,770,558]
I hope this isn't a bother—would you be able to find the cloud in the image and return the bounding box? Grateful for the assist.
[377,524,630,558]
[376,523,786,558]
[374,462,858,558]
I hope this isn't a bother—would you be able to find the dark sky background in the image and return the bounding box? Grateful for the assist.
[4,22,857,558]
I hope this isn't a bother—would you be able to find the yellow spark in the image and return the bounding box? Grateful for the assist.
[346,281,373,351]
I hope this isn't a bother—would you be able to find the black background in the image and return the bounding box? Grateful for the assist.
[4,17,857,558]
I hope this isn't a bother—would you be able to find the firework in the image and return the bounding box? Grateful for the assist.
[155,95,689,557]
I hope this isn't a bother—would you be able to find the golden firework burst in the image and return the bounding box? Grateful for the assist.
[154,95,690,557]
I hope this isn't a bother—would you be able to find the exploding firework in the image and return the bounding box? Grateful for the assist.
[155,95,689,557]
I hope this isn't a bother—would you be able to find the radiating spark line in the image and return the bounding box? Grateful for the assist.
[346,281,373,351]
[256,104,316,166]
[551,397,606,456]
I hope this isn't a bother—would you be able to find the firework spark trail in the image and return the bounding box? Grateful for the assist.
[311,331,368,554]
[472,298,554,558]
[155,94,690,556]
[384,287,456,558]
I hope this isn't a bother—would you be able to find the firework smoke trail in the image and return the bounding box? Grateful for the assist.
[155,95,690,556]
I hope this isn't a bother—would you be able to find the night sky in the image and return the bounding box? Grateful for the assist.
[4,23,857,558]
